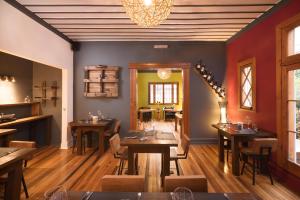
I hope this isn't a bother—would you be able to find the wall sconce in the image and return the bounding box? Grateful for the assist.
[218,100,228,124]
[0,75,16,82]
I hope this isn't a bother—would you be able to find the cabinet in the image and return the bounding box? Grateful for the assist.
[84,65,119,97]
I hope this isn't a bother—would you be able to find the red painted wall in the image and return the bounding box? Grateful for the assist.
[226,0,300,191]
[226,0,300,132]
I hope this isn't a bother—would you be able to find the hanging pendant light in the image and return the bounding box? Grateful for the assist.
[157,68,171,80]
[121,0,174,28]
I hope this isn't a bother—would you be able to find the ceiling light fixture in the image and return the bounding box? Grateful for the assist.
[121,0,173,28]
[157,68,171,80]
[0,75,16,82]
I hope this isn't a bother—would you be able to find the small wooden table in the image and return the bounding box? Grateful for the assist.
[68,192,259,200]
[0,129,16,146]
[0,147,35,200]
[175,113,182,137]
[120,131,178,183]
[69,120,113,156]
[212,124,275,176]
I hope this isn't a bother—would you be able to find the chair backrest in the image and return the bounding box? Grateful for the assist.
[252,138,278,154]
[181,134,190,158]
[113,120,121,134]
[109,134,121,157]
[164,175,208,192]
[101,175,145,192]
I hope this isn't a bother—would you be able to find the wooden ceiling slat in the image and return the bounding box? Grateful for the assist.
[54,24,246,29]
[44,18,253,25]
[64,32,235,36]
[17,0,279,6]
[59,28,240,33]
[69,35,230,39]
[23,5,272,13]
[72,39,227,41]
[35,13,260,19]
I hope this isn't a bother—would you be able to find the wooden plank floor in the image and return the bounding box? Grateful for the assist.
[21,122,300,200]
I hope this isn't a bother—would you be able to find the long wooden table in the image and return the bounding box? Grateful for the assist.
[0,115,52,145]
[212,124,275,176]
[120,130,178,183]
[68,192,259,200]
[0,147,35,200]
[69,120,113,156]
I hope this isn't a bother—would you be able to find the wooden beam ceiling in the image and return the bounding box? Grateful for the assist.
[15,0,281,42]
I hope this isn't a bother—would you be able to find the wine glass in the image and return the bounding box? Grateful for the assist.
[245,116,251,129]
[44,185,68,200]
[172,187,194,200]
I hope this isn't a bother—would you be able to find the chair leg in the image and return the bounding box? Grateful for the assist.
[117,159,123,175]
[119,160,124,175]
[252,156,256,185]
[135,154,139,175]
[241,161,246,175]
[21,175,29,198]
[72,136,76,153]
[24,160,28,168]
[175,159,180,176]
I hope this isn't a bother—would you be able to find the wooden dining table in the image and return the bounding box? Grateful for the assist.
[68,192,260,200]
[69,119,114,156]
[0,147,35,200]
[120,130,178,183]
[212,124,275,176]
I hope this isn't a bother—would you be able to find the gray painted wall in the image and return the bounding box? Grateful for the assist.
[33,63,62,146]
[74,42,226,142]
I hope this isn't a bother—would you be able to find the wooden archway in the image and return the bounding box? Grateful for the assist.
[129,63,190,136]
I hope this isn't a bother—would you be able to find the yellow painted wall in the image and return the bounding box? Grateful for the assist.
[137,71,183,111]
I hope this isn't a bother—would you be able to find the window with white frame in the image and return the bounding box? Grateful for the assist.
[148,82,178,104]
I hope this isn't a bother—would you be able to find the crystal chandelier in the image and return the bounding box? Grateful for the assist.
[157,68,171,79]
[121,0,173,28]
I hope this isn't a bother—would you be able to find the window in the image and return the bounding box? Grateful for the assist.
[277,13,300,176]
[288,69,300,166]
[148,82,178,104]
[238,58,256,111]
[288,26,300,56]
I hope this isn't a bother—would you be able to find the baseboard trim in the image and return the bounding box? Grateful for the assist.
[190,138,218,144]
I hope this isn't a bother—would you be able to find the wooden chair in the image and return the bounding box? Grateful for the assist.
[169,134,190,175]
[240,138,278,185]
[71,128,88,154]
[164,175,208,192]
[109,134,138,175]
[104,120,121,138]
[1,141,36,198]
[101,175,145,192]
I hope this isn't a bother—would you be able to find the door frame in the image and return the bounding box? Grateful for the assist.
[129,63,191,136]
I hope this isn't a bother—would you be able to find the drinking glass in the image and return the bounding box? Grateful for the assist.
[44,185,68,200]
[245,116,251,129]
[172,187,194,200]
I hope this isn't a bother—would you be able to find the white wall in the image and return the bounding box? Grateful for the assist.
[0,1,73,149]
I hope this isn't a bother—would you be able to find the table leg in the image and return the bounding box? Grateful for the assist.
[76,129,83,155]
[98,127,105,156]
[218,130,225,162]
[5,160,23,200]
[231,136,240,176]
[128,147,134,175]
[175,117,178,131]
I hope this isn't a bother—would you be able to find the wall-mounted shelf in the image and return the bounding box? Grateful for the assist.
[84,65,120,98]
[33,81,58,106]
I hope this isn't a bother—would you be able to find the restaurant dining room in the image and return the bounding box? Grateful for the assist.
[1,0,300,199]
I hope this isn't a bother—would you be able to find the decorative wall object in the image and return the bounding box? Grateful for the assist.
[194,60,226,99]
[84,65,119,97]
[34,81,58,106]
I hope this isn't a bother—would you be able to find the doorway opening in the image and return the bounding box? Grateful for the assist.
[129,63,190,137]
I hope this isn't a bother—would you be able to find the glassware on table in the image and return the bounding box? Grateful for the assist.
[252,123,258,132]
[88,112,93,121]
[245,116,251,129]
[44,185,68,200]
[172,187,194,200]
